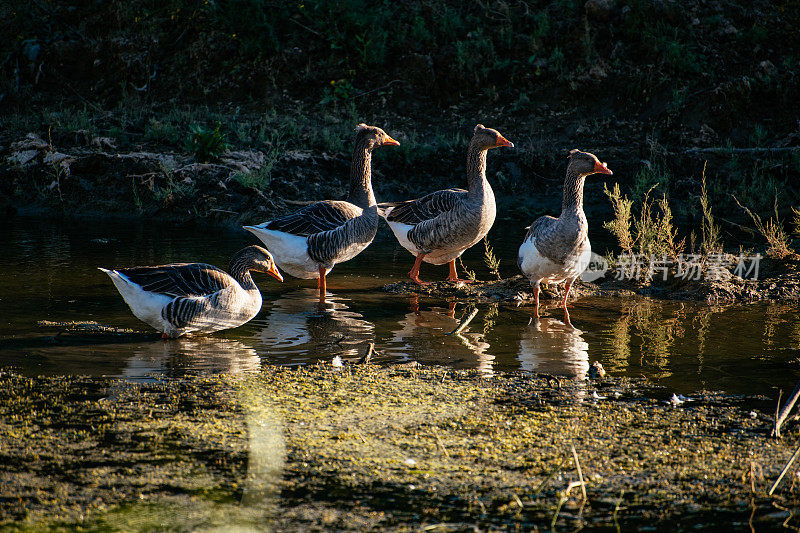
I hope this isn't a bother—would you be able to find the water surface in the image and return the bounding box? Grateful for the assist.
[1,215,798,397]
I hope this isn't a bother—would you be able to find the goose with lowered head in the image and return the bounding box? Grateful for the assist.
[99,245,283,338]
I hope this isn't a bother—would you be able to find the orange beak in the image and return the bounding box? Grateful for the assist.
[266,264,284,282]
[382,135,400,146]
[496,135,514,148]
[593,160,613,175]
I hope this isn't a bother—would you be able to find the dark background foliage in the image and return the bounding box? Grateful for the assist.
[1,0,799,227]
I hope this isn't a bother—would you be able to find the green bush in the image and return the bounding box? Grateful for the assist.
[185,123,230,162]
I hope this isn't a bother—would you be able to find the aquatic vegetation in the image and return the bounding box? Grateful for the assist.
[483,237,501,280]
[735,195,793,259]
[602,182,634,256]
[699,166,722,255]
[602,182,683,280]
[1,366,797,531]
[458,257,477,282]
[792,206,800,238]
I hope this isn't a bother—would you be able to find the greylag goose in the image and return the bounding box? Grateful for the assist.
[244,124,399,303]
[381,124,513,284]
[518,149,612,319]
[99,245,283,338]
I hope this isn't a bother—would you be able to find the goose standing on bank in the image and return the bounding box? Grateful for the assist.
[100,245,283,338]
[244,124,399,303]
[382,124,513,284]
[518,149,612,319]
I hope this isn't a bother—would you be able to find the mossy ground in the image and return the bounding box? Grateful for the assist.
[2,364,800,531]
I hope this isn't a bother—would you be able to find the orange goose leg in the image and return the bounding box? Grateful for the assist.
[532,284,540,319]
[562,278,574,327]
[318,266,327,304]
[446,260,474,283]
[561,278,574,308]
[409,253,430,285]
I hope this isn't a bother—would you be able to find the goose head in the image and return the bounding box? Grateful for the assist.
[568,149,612,177]
[354,123,400,149]
[232,245,284,281]
[472,124,514,150]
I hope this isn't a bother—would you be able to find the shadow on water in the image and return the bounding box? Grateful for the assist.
[1,215,800,397]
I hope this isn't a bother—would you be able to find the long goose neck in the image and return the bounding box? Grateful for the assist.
[561,166,587,217]
[228,257,258,292]
[465,141,489,200]
[347,139,376,209]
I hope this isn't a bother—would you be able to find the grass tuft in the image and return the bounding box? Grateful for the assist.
[186,123,230,163]
[699,163,722,255]
[603,182,684,280]
[734,195,792,259]
[602,183,634,256]
[483,237,501,281]
[792,206,800,239]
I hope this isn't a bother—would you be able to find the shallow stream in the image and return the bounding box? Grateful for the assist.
[1,215,798,397]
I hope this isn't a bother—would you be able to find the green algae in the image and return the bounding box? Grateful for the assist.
[2,365,800,531]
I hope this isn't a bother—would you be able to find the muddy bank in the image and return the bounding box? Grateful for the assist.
[0,131,360,227]
[1,365,799,531]
[384,259,800,304]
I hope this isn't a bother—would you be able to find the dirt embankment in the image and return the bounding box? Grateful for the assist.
[1,365,799,530]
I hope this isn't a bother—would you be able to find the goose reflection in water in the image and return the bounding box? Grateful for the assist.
[255,289,374,361]
[386,298,494,373]
[518,317,589,379]
[122,336,261,381]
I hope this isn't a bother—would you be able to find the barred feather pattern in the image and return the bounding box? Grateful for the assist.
[383,139,496,263]
[107,246,271,335]
[249,129,382,273]
[115,264,235,297]
[384,188,466,225]
[306,206,378,266]
[264,201,362,237]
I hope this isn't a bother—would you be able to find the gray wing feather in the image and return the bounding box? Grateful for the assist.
[118,264,233,297]
[266,201,361,236]
[162,294,217,329]
[527,215,588,264]
[525,215,558,243]
[384,189,467,225]
[306,212,377,265]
